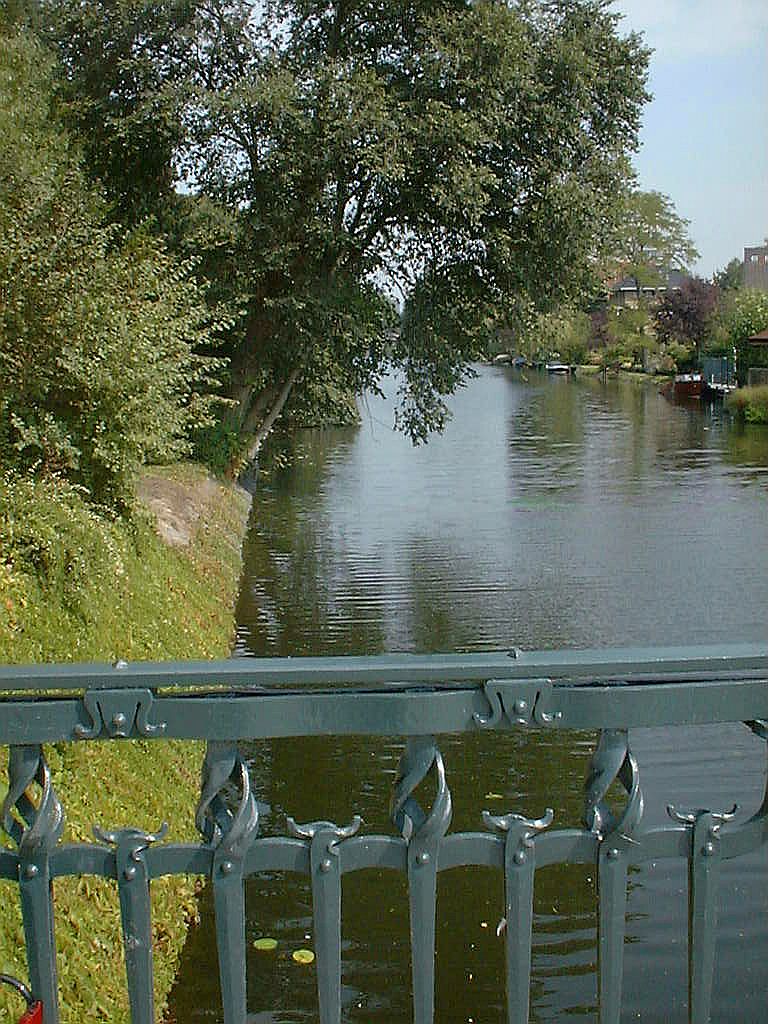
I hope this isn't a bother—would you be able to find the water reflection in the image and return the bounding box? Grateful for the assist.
[169,368,768,1022]
[234,368,768,655]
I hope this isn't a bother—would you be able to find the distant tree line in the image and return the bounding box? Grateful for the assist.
[510,186,768,377]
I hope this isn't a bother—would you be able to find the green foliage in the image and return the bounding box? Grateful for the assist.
[663,339,694,370]
[719,288,768,345]
[0,30,228,507]
[191,419,248,478]
[653,277,719,358]
[604,306,655,368]
[718,289,768,383]
[38,0,651,453]
[726,386,768,424]
[514,305,591,367]
[608,189,698,289]
[713,257,743,292]
[38,0,196,226]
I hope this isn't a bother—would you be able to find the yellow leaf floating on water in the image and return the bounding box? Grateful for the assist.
[253,938,278,951]
[292,949,315,965]
[484,793,504,800]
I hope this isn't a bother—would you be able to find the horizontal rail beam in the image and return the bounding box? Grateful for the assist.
[1,643,767,693]
[0,677,764,745]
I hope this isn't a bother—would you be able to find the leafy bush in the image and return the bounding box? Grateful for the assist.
[0,466,248,662]
[0,475,125,613]
[604,306,656,369]
[726,386,768,425]
[717,289,768,384]
[0,31,228,508]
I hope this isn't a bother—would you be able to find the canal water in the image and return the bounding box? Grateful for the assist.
[168,367,768,1022]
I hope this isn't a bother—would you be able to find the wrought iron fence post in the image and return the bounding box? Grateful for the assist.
[93,822,169,1024]
[584,729,644,1024]
[483,806,553,1024]
[3,745,63,1024]
[197,742,259,1024]
[668,803,737,1024]
[287,815,363,1024]
[391,736,452,1024]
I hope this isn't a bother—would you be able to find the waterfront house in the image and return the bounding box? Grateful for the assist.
[606,268,688,308]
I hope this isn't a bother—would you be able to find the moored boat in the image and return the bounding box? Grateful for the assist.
[702,379,737,399]
[672,371,703,399]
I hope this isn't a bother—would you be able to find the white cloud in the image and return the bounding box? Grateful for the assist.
[611,0,768,61]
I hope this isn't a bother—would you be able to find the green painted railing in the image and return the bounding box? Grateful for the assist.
[1,644,766,1024]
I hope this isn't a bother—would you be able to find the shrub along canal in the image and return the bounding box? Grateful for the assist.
[167,367,768,1022]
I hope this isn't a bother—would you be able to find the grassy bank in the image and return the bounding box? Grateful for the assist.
[576,364,670,385]
[726,385,768,424]
[0,465,251,1022]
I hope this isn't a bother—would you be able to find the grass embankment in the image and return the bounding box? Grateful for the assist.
[726,385,768,424]
[576,364,670,385]
[0,464,250,1022]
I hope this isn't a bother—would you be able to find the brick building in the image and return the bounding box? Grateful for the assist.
[744,245,768,291]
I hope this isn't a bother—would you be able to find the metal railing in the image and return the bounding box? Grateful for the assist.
[0,644,766,1024]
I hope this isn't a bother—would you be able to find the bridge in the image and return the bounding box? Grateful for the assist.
[0,645,766,1023]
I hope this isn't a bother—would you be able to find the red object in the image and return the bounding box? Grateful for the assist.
[18,999,42,1024]
[672,372,703,399]
[0,976,41,1024]
[18,1001,43,1023]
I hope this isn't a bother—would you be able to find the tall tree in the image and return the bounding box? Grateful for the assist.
[608,189,699,294]
[42,0,651,462]
[654,277,719,363]
[713,257,743,292]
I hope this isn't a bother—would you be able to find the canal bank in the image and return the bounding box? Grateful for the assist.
[0,464,251,1023]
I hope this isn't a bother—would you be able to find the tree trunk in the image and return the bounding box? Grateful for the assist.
[239,365,303,469]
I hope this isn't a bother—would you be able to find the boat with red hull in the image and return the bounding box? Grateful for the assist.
[671,372,703,399]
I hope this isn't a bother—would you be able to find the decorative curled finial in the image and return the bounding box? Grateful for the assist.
[667,804,738,829]
[286,815,363,865]
[483,807,554,866]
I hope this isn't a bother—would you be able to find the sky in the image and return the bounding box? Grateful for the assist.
[610,0,768,278]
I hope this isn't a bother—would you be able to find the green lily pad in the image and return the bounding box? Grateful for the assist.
[253,937,278,951]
